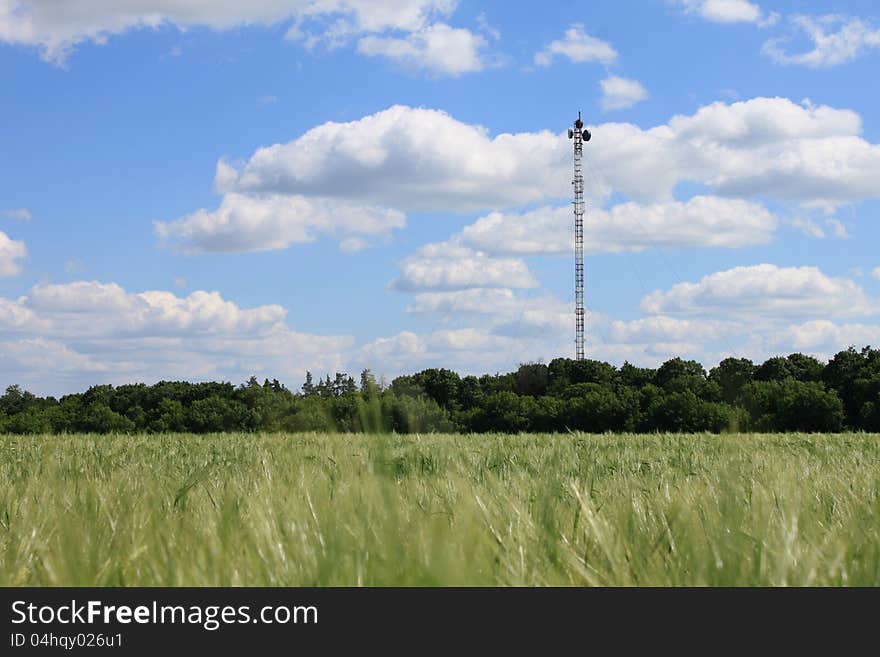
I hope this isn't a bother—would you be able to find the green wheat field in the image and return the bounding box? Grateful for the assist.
[1,432,879,586]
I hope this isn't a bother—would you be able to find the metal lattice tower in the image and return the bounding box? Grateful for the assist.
[568,112,591,361]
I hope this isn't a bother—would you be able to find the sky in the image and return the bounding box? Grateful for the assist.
[1,0,880,396]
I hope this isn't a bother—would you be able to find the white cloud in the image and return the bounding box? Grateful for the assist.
[358,330,426,368]
[873,267,880,281]
[674,0,776,26]
[391,241,537,292]
[357,22,487,76]
[825,218,850,239]
[215,99,880,215]
[534,24,617,67]
[600,76,649,112]
[0,230,26,276]
[763,15,880,68]
[361,269,880,380]
[217,105,568,213]
[0,280,352,394]
[609,316,730,344]
[406,288,571,337]
[406,288,518,315]
[376,263,880,378]
[338,236,371,253]
[667,97,862,144]
[0,338,110,373]
[491,299,572,338]
[0,0,459,63]
[459,196,778,255]
[25,281,288,336]
[164,98,879,258]
[595,97,880,207]
[641,264,874,319]
[475,12,499,41]
[155,193,405,254]
[791,217,826,239]
[783,320,880,352]
[2,208,31,221]
[790,217,851,240]
[0,296,43,332]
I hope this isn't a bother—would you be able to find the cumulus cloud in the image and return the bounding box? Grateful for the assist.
[0,230,26,276]
[214,99,880,216]
[162,98,879,257]
[357,22,487,76]
[609,316,731,344]
[406,288,518,315]
[0,0,459,63]
[0,296,43,332]
[783,320,880,352]
[406,288,570,337]
[533,23,617,67]
[595,97,880,207]
[155,192,405,253]
[674,0,776,26]
[381,264,880,379]
[391,241,537,292]
[0,280,352,394]
[24,280,288,336]
[600,76,649,112]
[459,196,778,255]
[763,15,880,68]
[0,338,110,373]
[641,264,875,319]
[357,330,426,368]
[216,105,567,213]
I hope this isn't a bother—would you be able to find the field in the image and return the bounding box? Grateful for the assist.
[1,432,879,586]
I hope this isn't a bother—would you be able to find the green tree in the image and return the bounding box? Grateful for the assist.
[743,380,844,432]
[149,399,186,432]
[755,357,792,382]
[514,362,549,397]
[471,392,528,433]
[302,371,315,397]
[0,384,36,416]
[80,403,135,434]
[785,353,825,382]
[709,358,755,405]
[643,391,730,433]
[187,396,256,433]
[655,358,706,388]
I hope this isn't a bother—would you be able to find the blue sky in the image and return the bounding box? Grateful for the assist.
[1,0,879,395]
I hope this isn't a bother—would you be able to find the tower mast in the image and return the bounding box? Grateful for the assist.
[568,112,591,361]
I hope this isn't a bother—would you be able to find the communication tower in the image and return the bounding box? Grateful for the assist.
[568,112,591,361]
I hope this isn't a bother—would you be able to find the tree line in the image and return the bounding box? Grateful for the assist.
[1,347,879,435]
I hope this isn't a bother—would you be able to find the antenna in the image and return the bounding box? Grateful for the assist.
[568,112,591,362]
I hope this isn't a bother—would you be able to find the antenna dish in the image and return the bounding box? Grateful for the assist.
[583,130,591,142]
[568,128,574,139]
